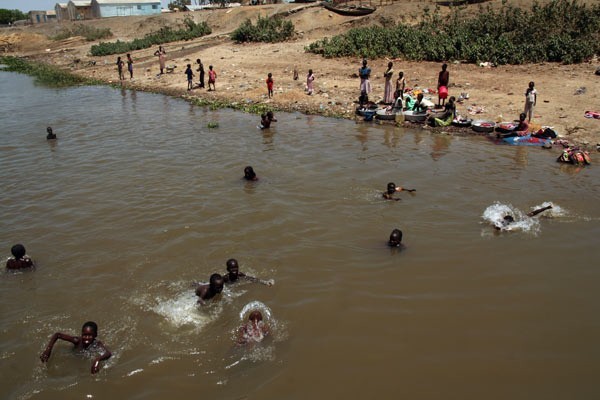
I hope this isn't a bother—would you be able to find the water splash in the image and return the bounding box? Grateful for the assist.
[152,291,214,329]
[482,202,541,233]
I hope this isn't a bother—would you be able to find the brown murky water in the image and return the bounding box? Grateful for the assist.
[1,71,599,399]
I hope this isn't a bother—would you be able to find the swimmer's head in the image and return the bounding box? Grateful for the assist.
[266,111,274,119]
[209,273,224,293]
[46,127,53,134]
[502,215,515,226]
[10,244,26,259]
[244,166,256,180]
[81,321,98,347]
[226,258,239,275]
[387,182,397,194]
[249,310,263,322]
[388,229,403,247]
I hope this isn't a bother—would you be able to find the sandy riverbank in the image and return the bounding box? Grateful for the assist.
[2,0,599,148]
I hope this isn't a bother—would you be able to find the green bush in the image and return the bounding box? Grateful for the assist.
[306,0,600,64]
[0,56,97,87]
[90,15,211,56]
[231,15,294,43]
[51,24,113,42]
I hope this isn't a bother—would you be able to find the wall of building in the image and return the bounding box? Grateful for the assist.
[92,2,161,18]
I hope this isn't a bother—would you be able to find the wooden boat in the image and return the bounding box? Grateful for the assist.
[471,120,496,133]
[321,1,376,16]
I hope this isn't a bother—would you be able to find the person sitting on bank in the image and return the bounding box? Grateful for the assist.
[428,96,456,127]
[411,93,427,113]
[195,273,224,305]
[46,127,57,140]
[6,244,35,270]
[496,205,553,230]
[499,113,530,138]
[223,258,273,286]
[388,228,404,248]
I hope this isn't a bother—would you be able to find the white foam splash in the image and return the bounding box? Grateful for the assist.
[482,202,540,233]
[152,291,212,328]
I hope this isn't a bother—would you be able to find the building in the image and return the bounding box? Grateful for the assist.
[90,0,162,18]
[66,1,93,20]
[29,10,49,24]
[55,3,69,21]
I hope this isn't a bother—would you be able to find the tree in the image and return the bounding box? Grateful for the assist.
[168,0,191,11]
[0,9,27,24]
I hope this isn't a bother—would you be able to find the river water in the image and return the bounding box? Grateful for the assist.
[1,71,599,399]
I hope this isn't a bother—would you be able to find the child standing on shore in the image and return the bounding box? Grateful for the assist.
[185,64,194,91]
[126,53,133,79]
[196,59,205,88]
[306,69,315,95]
[524,81,537,122]
[266,72,274,98]
[208,65,217,91]
[116,56,124,81]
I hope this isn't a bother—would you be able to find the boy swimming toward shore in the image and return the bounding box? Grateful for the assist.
[388,229,404,248]
[237,310,269,345]
[40,321,112,374]
[6,244,35,270]
[382,182,416,201]
[223,258,273,286]
[195,273,224,304]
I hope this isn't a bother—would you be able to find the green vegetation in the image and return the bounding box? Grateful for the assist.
[207,121,219,128]
[0,56,99,87]
[231,15,294,43]
[306,0,600,64]
[90,15,211,56]
[51,24,113,42]
[0,8,26,24]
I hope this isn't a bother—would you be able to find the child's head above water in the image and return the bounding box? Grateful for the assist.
[248,310,263,323]
[81,321,98,347]
[388,229,403,247]
[11,244,26,259]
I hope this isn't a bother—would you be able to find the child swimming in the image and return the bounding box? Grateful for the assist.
[40,321,112,374]
[237,310,269,345]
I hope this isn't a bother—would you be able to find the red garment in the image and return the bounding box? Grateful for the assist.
[266,77,274,90]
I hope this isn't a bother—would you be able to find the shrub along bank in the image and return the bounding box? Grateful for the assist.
[306,0,600,64]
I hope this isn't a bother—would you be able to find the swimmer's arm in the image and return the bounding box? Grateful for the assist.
[91,341,112,374]
[242,274,274,286]
[236,326,248,345]
[396,186,416,193]
[527,205,552,217]
[40,332,79,362]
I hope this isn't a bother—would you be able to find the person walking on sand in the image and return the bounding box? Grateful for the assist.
[524,81,537,122]
[116,56,124,81]
[154,46,166,75]
[196,59,205,88]
[306,69,315,95]
[126,53,133,79]
[383,61,394,104]
[437,63,449,107]
[266,72,274,98]
[208,65,217,91]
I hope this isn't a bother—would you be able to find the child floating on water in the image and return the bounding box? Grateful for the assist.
[237,310,269,345]
[223,258,273,286]
[244,166,258,181]
[40,321,112,374]
[6,244,35,270]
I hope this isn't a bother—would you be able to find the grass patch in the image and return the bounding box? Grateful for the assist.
[51,24,113,42]
[207,121,219,128]
[0,56,99,87]
[306,0,600,64]
[231,15,294,43]
[91,15,211,56]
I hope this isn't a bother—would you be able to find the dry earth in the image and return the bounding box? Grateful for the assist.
[2,0,599,147]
